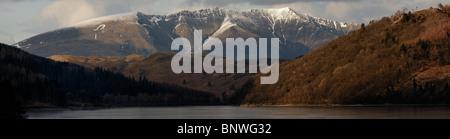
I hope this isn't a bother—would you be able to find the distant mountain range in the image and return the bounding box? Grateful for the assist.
[232,6,450,105]
[15,7,359,59]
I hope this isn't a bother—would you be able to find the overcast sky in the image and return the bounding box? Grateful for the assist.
[0,0,447,44]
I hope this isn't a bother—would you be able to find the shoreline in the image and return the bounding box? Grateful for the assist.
[239,104,450,107]
[25,103,450,111]
[25,104,231,111]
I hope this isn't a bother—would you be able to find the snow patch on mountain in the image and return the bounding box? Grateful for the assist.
[74,12,137,27]
[214,18,237,36]
[340,22,348,28]
[267,7,298,20]
[93,24,106,31]
[149,17,162,26]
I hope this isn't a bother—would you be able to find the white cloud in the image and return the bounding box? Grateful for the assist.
[324,2,355,20]
[30,0,179,30]
[35,0,100,27]
[0,31,16,45]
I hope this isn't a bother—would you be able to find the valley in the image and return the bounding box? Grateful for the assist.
[49,53,253,98]
[1,5,449,120]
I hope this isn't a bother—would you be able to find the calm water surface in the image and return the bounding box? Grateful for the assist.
[27,106,450,119]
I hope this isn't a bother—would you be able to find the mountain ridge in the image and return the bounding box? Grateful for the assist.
[16,7,359,59]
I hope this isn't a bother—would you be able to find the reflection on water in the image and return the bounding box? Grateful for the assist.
[27,106,450,119]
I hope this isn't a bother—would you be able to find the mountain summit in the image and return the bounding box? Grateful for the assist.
[16,7,359,59]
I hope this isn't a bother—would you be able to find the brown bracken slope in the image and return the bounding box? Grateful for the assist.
[49,53,252,99]
[234,5,450,105]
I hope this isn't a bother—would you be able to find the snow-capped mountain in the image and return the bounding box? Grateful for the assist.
[16,7,359,59]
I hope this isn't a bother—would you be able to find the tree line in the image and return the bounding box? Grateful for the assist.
[0,43,219,119]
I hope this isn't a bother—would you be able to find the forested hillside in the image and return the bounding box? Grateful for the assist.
[0,43,218,111]
[232,5,450,105]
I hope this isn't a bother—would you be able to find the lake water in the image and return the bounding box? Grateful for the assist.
[27,106,450,119]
